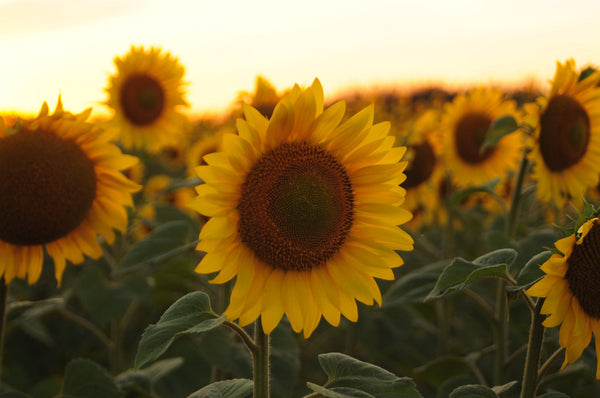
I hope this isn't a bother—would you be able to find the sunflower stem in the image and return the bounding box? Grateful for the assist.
[520,298,545,398]
[536,346,565,385]
[0,278,8,379]
[493,279,508,385]
[253,321,270,398]
[506,148,529,238]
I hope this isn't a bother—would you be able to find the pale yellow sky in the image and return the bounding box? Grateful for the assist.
[1,0,599,118]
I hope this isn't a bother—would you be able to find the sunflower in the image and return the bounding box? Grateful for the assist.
[526,217,600,378]
[185,127,228,176]
[440,87,522,188]
[188,79,414,338]
[105,45,189,153]
[0,98,141,285]
[526,59,600,207]
[394,109,445,229]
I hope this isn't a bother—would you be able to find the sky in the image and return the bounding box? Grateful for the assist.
[1,0,599,119]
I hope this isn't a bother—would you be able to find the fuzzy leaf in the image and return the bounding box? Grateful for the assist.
[449,384,498,398]
[384,260,450,305]
[480,115,519,152]
[426,249,517,301]
[448,179,501,209]
[306,383,374,397]
[507,251,552,292]
[312,352,423,397]
[135,292,225,369]
[187,379,253,398]
[62,359,122,398]
[119,220,195,273]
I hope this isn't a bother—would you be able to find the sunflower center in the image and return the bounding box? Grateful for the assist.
[238,142,354,271]
[0,129,97,245]
[539,94,590,172]
[120,74,165,126]
[565,220,600,319]
[403,141,436,189]
[454,113,494,164]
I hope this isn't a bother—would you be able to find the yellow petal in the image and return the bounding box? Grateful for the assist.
[261,269,286,334]
[311,267,341,327]
[200,214,238,240]
[282,271,304,333]
[327,259,374,306]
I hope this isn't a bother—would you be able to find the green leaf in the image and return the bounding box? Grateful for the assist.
[116,357,184,393]
[119,220,195,273]
[186,379,253,398]
[537,393,571,398]
[0,393,33,398]
[313,352,423,397]
[491,381,518,395]
[480,115,519,152]
[306,382,375,397]
[135,291,225,369]
[384,260,450,305]
[62,358,123,398]
[448,179,501,209]
[472,248,518,267]
[449,384,498,398]
[413,356,471,390]
[425,249,517,301]
[76,265,145,326]
[508,251,552,292]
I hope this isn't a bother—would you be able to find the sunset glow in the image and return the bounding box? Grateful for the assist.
[2,0,599,118]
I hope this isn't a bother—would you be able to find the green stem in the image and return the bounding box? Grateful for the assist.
[520,298,545,398]
[506,149,529,238]
[253,321,270,398]
[492,147,529,385]
[493,279,508,384]
[224,321,257,354]
[537,346,565,385]
[0,278,8,379]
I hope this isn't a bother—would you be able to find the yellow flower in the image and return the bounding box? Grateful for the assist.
[527,217,600,378]
[526,59,600,207]
[189,79,414,338]
[236,75,281,119]
[105,45,189,153]
[396,109,445,229]
[143,174,196,214]
[185,127,228,176]
[440,87,522,187]
[0,98,141,285]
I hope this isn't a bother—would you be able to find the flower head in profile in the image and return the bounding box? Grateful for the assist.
[0,98,141,285]
[440,87,522,187]
[527,216,600,378]
[525,59,600,207]
[105,45,189,153]
[189,79,414,338]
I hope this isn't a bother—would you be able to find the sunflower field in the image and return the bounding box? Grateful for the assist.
[1,46,600,398]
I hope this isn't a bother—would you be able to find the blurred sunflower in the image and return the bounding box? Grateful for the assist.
[0,99,140,285]
[189,79,413,338]
[526,59,600,207]
[131,174,196,240]
[440,88,522,187]
[527,217,600,378]
[185,127,228,176]
[105,45,189,153]
[395,109,445,229]
[236,75,281,119]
